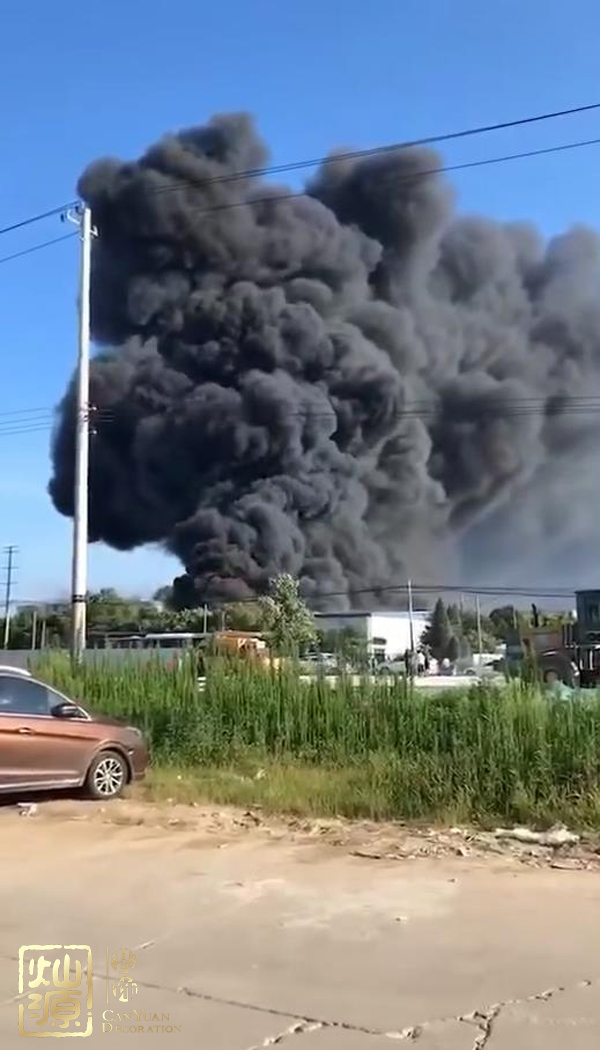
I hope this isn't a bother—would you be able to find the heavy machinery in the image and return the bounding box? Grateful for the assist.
[507,590,600,687]
[206,631,285,670]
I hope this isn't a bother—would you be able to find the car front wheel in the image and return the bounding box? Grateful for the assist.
[85,751,128,800]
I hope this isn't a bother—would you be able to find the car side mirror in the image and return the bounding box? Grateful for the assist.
[51,702,81,719]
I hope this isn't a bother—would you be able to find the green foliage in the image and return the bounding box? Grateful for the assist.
[223,601,262,632]
[489,605,525,641]
[34,653,600,827]
[446,634,459,663]
[166,607,214,632]
[4,590,219,649]
[422,598,453,661]
[2,606,70,649]
[447,604,497,652]
[316,627,371,670]
[422,598,450,660]
[259,575,316,654]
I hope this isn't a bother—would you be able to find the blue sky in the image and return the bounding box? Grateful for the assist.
[2,0,600,601]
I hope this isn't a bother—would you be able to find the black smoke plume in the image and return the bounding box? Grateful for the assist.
[50,113,600,607]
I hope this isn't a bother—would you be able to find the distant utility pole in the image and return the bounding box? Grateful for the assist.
[66,204,93,663]
[2,545,18,649]
[476,594,484,661]
[407,578,415,653]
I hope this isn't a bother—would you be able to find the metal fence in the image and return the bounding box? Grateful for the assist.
[0,648,184,670]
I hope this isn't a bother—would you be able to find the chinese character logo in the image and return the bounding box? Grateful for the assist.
[110,948,138,1003]
[18,945,93,1038]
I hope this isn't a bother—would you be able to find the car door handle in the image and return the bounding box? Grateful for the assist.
[16,727,34,735]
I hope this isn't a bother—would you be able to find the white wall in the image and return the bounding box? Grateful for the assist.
[315,613,370,640]
[314,611,429,659]
[369,612,429,658]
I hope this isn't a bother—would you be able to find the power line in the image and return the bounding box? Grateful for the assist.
[3,397,600,439]
[0,407,113,438]
[180,135,600,220]
[9,396,600,417]
[2,100,600,239]
[0,414,54,426]
[0,232,77,267]
[225,581,577,606]
[0,201,77,238]
[95,399,600,424]
[0,405,113,421]
[11,583,577,609]
[0,424,55,438]
[0,406,57,419]
[149,101,600,197]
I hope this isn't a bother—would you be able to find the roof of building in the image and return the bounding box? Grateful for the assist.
[314,610,429,619]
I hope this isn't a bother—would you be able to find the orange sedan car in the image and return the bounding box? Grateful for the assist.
[0,666,148,799]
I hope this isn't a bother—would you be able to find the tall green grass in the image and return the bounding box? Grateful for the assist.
[34,654,600,826]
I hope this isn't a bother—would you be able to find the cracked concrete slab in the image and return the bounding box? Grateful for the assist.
[298,1019,472,1047]
[2,803,600,1047]
[0,984,299,1048]
[0,955,22,1003]
[491,983,600,1048]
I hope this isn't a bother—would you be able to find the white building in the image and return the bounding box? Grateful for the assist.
[314,610,429,661]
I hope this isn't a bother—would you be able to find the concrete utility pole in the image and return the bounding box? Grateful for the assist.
[476,594,484,661]
[407,578,415,653]
[69,204,93,663]
[2,545,17,649]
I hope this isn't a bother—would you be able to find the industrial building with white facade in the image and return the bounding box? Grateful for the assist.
[314,610,430,661]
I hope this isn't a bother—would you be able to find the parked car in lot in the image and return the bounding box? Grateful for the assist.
[0,666,148,799]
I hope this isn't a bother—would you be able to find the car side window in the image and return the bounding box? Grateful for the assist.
[0,677,51,715]
[46,687,85,719]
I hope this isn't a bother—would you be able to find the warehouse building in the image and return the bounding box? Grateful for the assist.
[314,609,429,661]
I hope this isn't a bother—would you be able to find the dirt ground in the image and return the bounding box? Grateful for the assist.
[2,798,600,1047]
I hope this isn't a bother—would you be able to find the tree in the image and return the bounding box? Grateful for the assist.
[458,634,472,661]
[446,634,459,665]
[489,605,526,642]
[422,598,453,662]
[259,575,316,655]
[87,589,143,631]
[316,627,370,671]
[446,604,497,653]
[223,602,262,632]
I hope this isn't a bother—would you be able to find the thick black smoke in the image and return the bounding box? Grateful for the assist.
[50,113,600,607]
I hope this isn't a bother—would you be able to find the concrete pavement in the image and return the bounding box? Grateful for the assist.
[1,801,599,1047]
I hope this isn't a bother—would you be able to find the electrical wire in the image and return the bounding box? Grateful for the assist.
[0,232,77,267]
[148,101,600,196]
[11,583,577,609]
[0,406,114,420]
[177,135,600,220]
[0,406,57,419]
[5,399,600,437]
[0,423,55,437]
[2,100,600,238]
[224,581,577,606]
[0,407,114,437]
[0,202,78,238]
